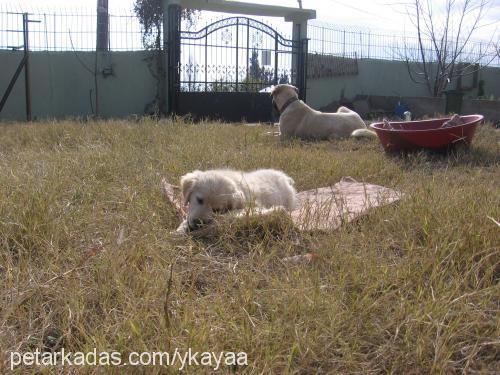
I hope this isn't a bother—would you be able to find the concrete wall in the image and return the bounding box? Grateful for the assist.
[306,58,500,110]
[462,99,500,124]
[0,50,157,121]
[308,59,427,108]
[1,50,499,121]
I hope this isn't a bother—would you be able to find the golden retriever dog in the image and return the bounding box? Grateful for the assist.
[180,169,296,230]
[270,84,376,140]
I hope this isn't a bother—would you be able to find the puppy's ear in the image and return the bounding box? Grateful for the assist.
[293,85,299,94]
[180,171,200,205]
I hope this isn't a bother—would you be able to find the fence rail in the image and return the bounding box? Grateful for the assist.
[0,7,498,67]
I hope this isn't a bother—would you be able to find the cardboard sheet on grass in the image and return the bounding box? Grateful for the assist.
[162,176,401,236]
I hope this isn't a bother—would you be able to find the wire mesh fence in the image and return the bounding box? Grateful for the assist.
[0,5,144,51]
[308,20,500,67]
[0,5,498,67]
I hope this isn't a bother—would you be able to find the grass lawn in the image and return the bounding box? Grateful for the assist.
[0,119,498,373]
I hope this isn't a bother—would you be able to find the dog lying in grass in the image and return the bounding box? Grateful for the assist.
[180,169,297,231]
[270,84,376,141]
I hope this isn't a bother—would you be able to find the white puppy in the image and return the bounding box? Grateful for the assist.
[180,169,296,231]
[271,84,376,140]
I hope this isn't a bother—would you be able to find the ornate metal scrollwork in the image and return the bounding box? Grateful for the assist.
[181,16,298,48]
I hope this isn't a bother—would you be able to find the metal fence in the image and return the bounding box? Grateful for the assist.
[308,20,500,67]
[0,6,143,51]
[0,6,498,67]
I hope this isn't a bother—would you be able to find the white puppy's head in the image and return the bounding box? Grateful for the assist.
[270,84,299,113]
[180,170,244,230]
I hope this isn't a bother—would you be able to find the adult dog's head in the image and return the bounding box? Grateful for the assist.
[270,84,299,113]
[180,170,244,230]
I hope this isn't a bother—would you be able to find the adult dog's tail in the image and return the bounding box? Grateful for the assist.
[351,128,377,139]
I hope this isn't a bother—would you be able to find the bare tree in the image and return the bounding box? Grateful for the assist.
[403,0,497,97]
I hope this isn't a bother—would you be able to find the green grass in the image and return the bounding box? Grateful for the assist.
[0,118,498,373]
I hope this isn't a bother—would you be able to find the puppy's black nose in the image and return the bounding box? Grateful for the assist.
[188,218,205,231]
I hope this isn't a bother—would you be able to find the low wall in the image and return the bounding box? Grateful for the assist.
[462,99,500,125]
[320,94,500,124]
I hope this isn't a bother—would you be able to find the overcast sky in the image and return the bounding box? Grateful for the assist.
[1,0,498,41]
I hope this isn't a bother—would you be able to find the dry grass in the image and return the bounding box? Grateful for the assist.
[0,118,498,374]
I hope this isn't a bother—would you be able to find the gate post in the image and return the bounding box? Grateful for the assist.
[163,1,181,114]
[291,18,308,102]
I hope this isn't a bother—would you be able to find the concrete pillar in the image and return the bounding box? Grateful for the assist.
[163,0,181,114]
[96,0,109,51]
[162,1,170,113]
[291,19,308,100]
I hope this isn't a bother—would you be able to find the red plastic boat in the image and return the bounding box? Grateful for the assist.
[370,115,484,152]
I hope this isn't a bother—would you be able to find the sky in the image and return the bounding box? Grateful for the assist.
[2,0,498,42]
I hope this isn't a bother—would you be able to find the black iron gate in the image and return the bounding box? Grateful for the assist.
[167,7,308,122]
